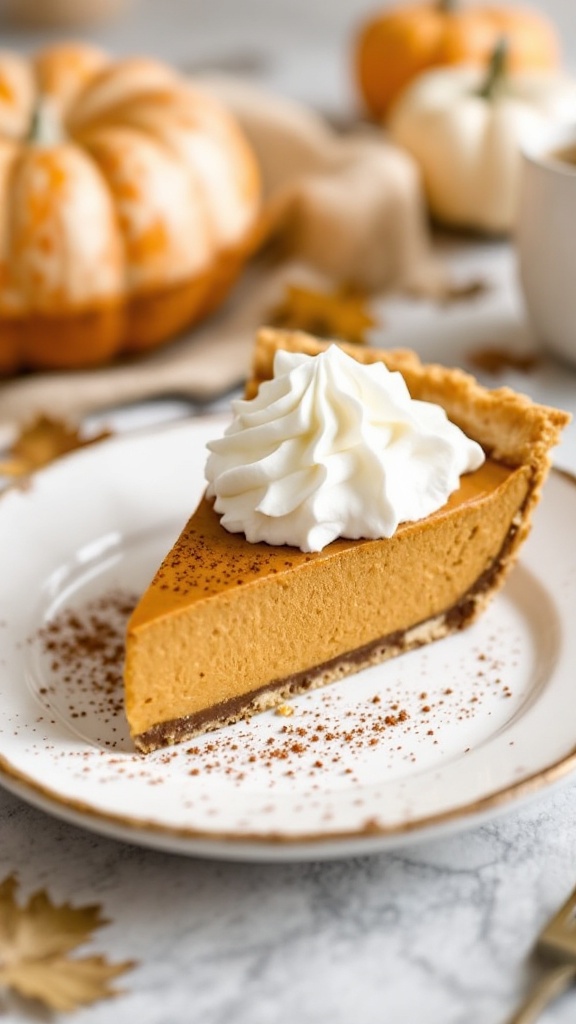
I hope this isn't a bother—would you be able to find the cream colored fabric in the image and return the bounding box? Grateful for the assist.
[202,77,444,294]
[0,78,446,431]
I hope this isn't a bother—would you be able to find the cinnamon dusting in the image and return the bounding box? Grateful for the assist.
[31,591,518,790]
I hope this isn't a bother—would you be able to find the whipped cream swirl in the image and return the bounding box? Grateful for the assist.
[205,345,485,552]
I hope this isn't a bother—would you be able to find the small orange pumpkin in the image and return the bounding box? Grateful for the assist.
[355,0,560,120]
[0,44,260,373]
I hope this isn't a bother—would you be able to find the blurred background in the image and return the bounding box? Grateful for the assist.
[1,0,574,113]
[2,0,576,438]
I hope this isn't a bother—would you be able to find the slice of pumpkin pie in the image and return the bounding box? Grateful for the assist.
[124,328,569,753]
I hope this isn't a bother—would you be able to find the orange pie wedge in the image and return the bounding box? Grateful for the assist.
[125,329,569,752]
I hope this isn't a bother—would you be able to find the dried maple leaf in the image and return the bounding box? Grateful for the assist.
[0,414,111,478]
[468,346,539,375]
[0,874,134,1013]
[269,283,378,345]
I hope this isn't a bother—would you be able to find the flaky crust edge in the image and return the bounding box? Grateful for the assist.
[247,327,571,554]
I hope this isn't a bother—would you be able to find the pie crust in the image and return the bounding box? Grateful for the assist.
[125,329,569,752]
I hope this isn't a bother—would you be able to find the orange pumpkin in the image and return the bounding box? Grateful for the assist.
[0,43,260,373]
[355,1,560,120]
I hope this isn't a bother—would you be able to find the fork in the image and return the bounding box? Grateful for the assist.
[506,884,576,1023]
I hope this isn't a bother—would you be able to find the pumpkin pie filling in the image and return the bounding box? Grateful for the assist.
[124,330,569,753]
[126,456,532,752]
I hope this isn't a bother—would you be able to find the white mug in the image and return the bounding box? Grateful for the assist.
[517,124,576,367]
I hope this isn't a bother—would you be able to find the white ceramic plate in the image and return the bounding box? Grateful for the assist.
[1,418,575,862]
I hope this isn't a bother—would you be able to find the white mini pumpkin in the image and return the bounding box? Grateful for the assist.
[388,44,576,233]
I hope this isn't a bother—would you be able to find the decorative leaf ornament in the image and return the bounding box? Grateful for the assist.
[0,415,111,479]
[0,874,134,1012]
[269,283,378,345]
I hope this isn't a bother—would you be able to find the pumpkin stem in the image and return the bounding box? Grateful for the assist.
[26,106,40,142]
[437,0,459,11]
[477,37,509,101]
[26,99,63,146]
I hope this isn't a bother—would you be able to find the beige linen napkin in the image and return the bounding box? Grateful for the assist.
[0,78,446,433]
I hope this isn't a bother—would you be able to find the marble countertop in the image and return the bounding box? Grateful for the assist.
[1,780,575,1024]
[2,3,576,1022]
